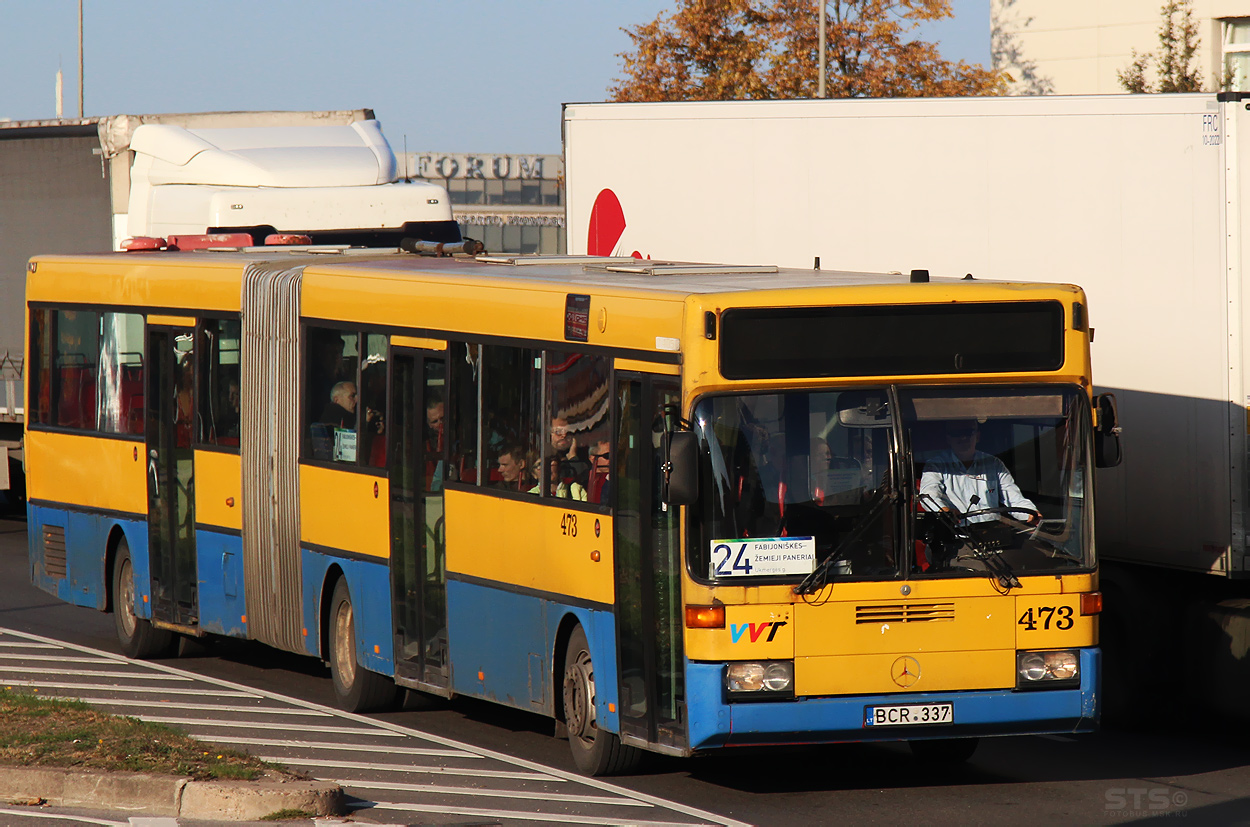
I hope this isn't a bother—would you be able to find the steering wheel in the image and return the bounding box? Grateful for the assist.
[962,506,1041,526]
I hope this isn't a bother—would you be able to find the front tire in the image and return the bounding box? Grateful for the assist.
[327,578,397,712]
[112,538,175,659]
[562,625,641,776]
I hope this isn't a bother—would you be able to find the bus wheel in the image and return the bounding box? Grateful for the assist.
[112,539,175,659]
[328,579,397,713]
[562,625,641,776]
[909,737,979,763]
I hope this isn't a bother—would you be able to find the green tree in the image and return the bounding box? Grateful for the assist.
[610,0,1006,101]
[1118,0,1203,93]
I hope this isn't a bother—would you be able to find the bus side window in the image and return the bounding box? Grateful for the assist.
[480,344,541,494]
[97,312,145,436]
[27,308,53,426]
[360,333,388,469]
[199,318,241,448]
[543,350,609,502]
[447,342,480,483]
[305,327,360,463]
[55,309,101,431]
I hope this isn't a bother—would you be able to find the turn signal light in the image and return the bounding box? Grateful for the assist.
[1080,592,1102,615]
[685,605,725,628]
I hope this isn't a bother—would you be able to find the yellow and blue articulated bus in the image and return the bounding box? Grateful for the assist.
[25,249,1116,774]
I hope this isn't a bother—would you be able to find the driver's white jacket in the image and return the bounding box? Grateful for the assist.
[919,450,1036,523]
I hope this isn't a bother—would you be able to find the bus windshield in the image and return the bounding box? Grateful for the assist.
[689,385,1092,585]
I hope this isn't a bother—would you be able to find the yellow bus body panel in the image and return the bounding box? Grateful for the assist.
[302,266,685,355]
[25,432,146,515]
[194,450,241,532]
[686,578,1098,696]
[797,649,1014,696]
[445,488,614,606]
[28,256,243,313]
[299,465,389,559]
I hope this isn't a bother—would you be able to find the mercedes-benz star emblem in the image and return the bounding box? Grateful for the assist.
[891,656,921,688]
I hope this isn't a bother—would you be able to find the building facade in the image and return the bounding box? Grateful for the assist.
[398,152,565,255]
[993,0,1250,94]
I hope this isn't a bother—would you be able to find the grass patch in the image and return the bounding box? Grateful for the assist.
[261,809,314,821]
[0,688,294,781]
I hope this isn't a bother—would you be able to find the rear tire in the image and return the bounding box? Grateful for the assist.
[909,737,979,763]
[327,578,397,712]
[112,539,175,659]
[562,625,641,776]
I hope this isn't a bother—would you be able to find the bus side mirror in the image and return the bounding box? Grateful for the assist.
[662,431,699,506]
[1094,393,1122,468]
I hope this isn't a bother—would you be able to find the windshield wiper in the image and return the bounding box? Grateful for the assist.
[918,493,1021,590]
[794,483,896,596]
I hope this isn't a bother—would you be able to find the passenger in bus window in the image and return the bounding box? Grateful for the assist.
[174,354,195,448]
[920,421,1038,525]
[588,441,611,504]
[493,445,528,491]
[533,456,587,500]
[320,381,358,429]
[424,391,445,488]
[550,417,591,487]
[425,393,445,451]
[221,379,241,440]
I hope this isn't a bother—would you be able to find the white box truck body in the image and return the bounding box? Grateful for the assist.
[564,93,1250,581]
[0,110,459,502]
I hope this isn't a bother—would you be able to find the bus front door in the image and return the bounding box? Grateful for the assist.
[388,350,450,694]
[614,374,687,752]
[145,326,198,628]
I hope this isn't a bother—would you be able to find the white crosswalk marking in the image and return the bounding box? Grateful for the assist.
[0,626,749,827]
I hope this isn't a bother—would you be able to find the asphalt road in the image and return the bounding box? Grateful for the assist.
[4,515,1250,826]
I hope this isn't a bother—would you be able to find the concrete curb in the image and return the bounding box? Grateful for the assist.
[0,766,342,819]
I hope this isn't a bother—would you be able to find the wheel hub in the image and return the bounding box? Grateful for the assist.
[563,650,596,739]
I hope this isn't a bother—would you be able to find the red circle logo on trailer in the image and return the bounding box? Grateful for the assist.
[586,189,643,259]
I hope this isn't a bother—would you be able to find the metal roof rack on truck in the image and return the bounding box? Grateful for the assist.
[476,254,641,266]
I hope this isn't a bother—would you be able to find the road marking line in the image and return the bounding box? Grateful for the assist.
[333,779,648,806]
[0,680,259,697]
[369,802,716,826]
[0,810,125,826]
[0,666,190,680]
[0,627,751,827]
[137,716,400,736]
[0,654,121,664]
[0,641,61,649]
[87,698,335,716]
[263,756,554,781]
[216,736,478,758]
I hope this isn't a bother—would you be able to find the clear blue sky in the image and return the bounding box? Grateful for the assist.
[1,1,990,155]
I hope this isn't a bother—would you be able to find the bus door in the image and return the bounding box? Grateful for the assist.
[614,374,687,752]
[145,325,198,628]
[389,349,450,693]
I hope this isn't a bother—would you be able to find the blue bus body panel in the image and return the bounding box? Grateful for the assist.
[686,648,1100,750]
[446,578,619,729]
[27,504,150,617]
[195,530,247,638]
[300,548,393,667]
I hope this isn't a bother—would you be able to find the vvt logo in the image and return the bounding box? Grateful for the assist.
[730,621,788,643]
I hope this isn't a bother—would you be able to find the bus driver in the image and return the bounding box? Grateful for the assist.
[919,420,1039,525]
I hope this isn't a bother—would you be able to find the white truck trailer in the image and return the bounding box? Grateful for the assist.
[563,93,1250,717]
[0,109,461,505]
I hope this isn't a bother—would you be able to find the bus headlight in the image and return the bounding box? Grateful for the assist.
[725,661,794,699]
[1016,650,1080,689]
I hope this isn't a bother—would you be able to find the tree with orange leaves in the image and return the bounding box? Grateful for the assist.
[610,0,1006,101]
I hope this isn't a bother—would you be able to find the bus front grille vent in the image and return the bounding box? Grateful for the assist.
[42,526,67,579]
[855,603,955,624]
